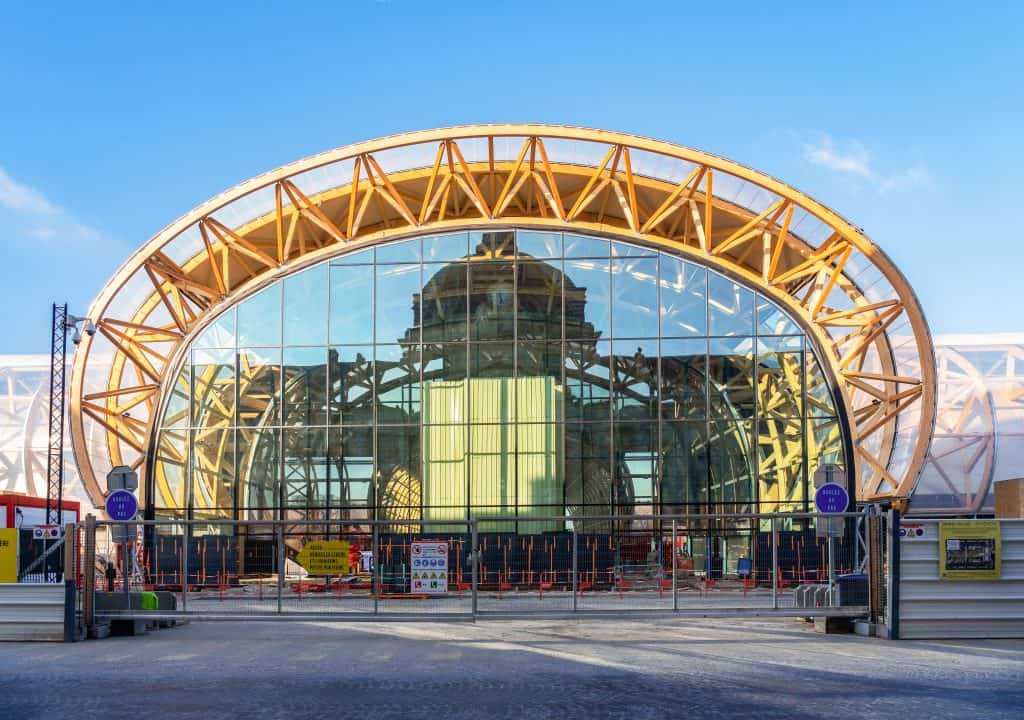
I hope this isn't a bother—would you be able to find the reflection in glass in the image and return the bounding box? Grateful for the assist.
[612,257,659,338]
[159,230,848,525]
[283,264,327,346]
[237,284,281,347]
[708,273,754,337]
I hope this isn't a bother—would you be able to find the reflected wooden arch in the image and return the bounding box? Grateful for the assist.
[70,125,935,509]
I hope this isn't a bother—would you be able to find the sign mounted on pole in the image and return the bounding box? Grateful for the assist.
[295,541,350,576]
[410,541,448,594]
[105,489,138,522]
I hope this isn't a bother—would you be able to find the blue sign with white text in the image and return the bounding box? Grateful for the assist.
[814,482,849,514]
[105,489,138,521]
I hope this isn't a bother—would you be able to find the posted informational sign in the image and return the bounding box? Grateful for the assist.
[32,525,62,540]
[939,520,1001,581]
[899,522,928,540]
[410,540,448,594]
[105,489,138,521]
[0,528,17,583]
[295,540,350,575]
[814,482,850,514]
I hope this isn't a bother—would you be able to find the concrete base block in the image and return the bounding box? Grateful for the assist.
[853,620,875,636]
[814,616,852,634]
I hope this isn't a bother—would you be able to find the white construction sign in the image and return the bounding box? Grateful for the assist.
[410,540,448,594]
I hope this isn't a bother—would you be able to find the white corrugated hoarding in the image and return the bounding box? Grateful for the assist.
[899,519,1024,639]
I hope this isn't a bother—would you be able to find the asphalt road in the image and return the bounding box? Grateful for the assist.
[1,618,1021,719]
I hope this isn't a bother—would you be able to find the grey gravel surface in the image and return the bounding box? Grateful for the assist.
[1,618,1021,719]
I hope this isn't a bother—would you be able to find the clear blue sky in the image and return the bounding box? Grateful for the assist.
[1,1,1021,353]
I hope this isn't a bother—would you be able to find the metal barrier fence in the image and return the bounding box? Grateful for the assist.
[73,512,876,625]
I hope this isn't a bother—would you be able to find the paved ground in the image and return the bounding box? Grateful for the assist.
[2,619,1022,719]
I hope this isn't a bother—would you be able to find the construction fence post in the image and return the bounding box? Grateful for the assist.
[471,520,478,619]
[83,514,95,634]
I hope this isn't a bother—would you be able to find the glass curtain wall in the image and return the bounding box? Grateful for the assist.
[151,230,846,528]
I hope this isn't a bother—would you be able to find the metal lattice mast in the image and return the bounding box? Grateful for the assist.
[45,303,68,526]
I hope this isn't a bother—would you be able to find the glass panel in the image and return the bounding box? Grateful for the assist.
[564,233,609,258]
[191,427,234,513]
[237,348,281,426]
[237,283,281,348]
[660,338,707,420]
[283,263,327,346]
[153,429,188,510]
[565,340,611,421]
[757,417,805,513]
[612,338,658,422]
[805,352,838,417]
[611,241,656,257]
[375,344,421,424]
[517,423,563,522]
[470,230,516,260]
[422,342,467,384]
[808,418,845,478]
[756,293,802,336]
[282,347,328,426]
[160,365,190,429]
[708,272,754,337]
[192,348,235,427]
[423,232,468,263]
[564,259,611,339]
[421,424,467,525]
[614,422,657,511]
[470,423,515,525]
[376,237,421,264]
[565,422,611,516]
[330,345,373,426]
[469,342,515,380]
[661,421,708,509]
[516,230,561,259]
[660,257,707,337]
[757,336,803,418]
[283,427,329,508]
[612,257,659,338]
[517,260,562,340]
[329,264,373,345]
[376,425,421,522]
[516,341,562,379]
[708,419,755,509]
[237,428,280,510]
[469,261,514,340]
[708,337,756,419]
[376,264,421,344]
[330,247,373,265]
[193,308,236,349]
[421,263,466,343]
[331,427,375,513]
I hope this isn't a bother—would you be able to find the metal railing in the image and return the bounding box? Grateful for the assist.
[72,511,876,625]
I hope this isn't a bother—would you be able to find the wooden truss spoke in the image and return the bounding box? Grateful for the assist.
[640,166,706,234]
[817,299,901,325]
[201,217,278,270]
[856,386,924,440]
[360,155,418,227]
[711,200,787,257]
[96,325,163,383]
[80,402,146,453]
[279,180,348,244]
[856,446,900,493]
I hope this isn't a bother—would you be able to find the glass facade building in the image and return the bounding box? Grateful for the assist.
[151,229,847,529]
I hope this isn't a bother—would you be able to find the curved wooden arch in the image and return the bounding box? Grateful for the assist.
[69,125,936,507]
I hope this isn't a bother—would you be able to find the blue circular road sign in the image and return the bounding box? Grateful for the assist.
[814,482,849,514]
[105,489,138,521]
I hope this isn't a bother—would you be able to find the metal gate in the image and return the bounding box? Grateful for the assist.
[72,511,885,627]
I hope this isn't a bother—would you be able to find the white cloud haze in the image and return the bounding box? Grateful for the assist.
[802,134,930,194]
[0,166,102,243]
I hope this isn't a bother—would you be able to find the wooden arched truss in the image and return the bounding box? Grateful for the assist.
[69,125,936,508]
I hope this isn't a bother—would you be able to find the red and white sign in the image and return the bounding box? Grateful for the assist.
[410,540,448,594]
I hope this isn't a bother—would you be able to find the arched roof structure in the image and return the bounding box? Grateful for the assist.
[69,125,936,508]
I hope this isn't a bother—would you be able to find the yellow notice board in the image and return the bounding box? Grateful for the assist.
[0,528,18,583]
[295,540,350,575]
[939,520,1001,581]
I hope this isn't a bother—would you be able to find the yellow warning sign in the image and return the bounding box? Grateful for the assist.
[0,528,18,583]
[295,540,350,575]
